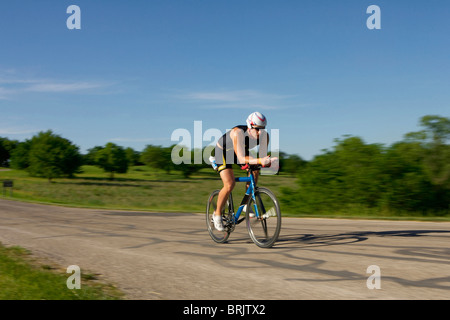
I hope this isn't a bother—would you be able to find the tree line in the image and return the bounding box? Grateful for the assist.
[280,115,450,216]
[0,131,305,180]
[1,114,448,215]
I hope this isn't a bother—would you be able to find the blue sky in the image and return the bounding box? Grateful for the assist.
[0,0,449,160]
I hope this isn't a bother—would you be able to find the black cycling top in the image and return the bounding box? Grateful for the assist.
[215,125,268,169]
[217,125,252,153]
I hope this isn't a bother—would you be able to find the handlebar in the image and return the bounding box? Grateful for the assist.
[240,157,277,171]
[240,164,263,171]
[240,164,250,170]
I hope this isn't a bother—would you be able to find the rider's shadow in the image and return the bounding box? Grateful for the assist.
[276,230,450,248]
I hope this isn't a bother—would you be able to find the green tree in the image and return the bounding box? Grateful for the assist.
[26,131,82,181]
[170,145,205,178]
[142,144,205,178]
[281,115,450,216]
[95,143,129,179]
[404,115,450,211]
[287,150,341,212]
[125,147,142,167]
[0,137,19,167]
[420,116,450,191]
[278,152,306,175]
[176,156,204,178]
[83,146,104,165]
[380,141,432,212]
[420,115,450,143]
[10,140,32,170]
[140,145,174,174]
[281,136,385,213]
[333,136,385,206]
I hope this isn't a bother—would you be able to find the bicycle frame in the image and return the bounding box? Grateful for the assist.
[229,169,263,224]
[207,163,281,248]
[206,164,281,248]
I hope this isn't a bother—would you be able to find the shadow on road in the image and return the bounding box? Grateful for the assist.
[276,230,450,248]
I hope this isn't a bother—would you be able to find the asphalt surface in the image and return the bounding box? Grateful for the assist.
[0,198,449,300]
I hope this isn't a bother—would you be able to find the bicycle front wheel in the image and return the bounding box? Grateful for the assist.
[206,189,231,244]
[246,187,281,248]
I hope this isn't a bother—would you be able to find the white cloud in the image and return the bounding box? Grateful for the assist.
[0,126,39,135]
[184,89,292,102]
[185,90,260,102]
[180,89,295,110]
[0,71,112,99]
[204,103,280,110]
[110,137,169,143]
[26,81,106,93]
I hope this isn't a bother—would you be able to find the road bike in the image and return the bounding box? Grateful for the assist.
[206,164,281,248]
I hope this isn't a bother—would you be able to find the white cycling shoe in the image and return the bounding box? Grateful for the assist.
[212,213,225,232]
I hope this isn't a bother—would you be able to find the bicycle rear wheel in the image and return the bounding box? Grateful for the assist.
[206,189,231,243]
[246,187,281,248]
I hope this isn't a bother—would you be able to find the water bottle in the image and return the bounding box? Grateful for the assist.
[209,156,218,171]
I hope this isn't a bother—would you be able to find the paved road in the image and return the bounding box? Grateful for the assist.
[0,198,449,300]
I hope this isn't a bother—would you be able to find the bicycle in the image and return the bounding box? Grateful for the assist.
[206,164,282,248]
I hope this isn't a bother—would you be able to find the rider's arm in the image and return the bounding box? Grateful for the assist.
[231,128,269,166]
[258,130,270,158]
[256,130,271,167]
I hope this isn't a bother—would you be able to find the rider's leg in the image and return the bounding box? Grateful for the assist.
[254,170,260,184]
[246,169,260,190]
[216,168,235,216]
[213,168,235,231]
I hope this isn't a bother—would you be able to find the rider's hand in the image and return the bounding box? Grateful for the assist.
[269,157,279,168]
[260,156,272,167]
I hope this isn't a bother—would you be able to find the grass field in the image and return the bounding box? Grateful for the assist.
[1,165,449,220]
[0,243,123,300]
[0,165,298,214]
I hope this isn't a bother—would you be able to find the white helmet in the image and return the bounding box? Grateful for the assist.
[246,111,267,129]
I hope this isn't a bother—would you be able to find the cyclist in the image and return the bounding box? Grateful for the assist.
[212,111,276,231]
